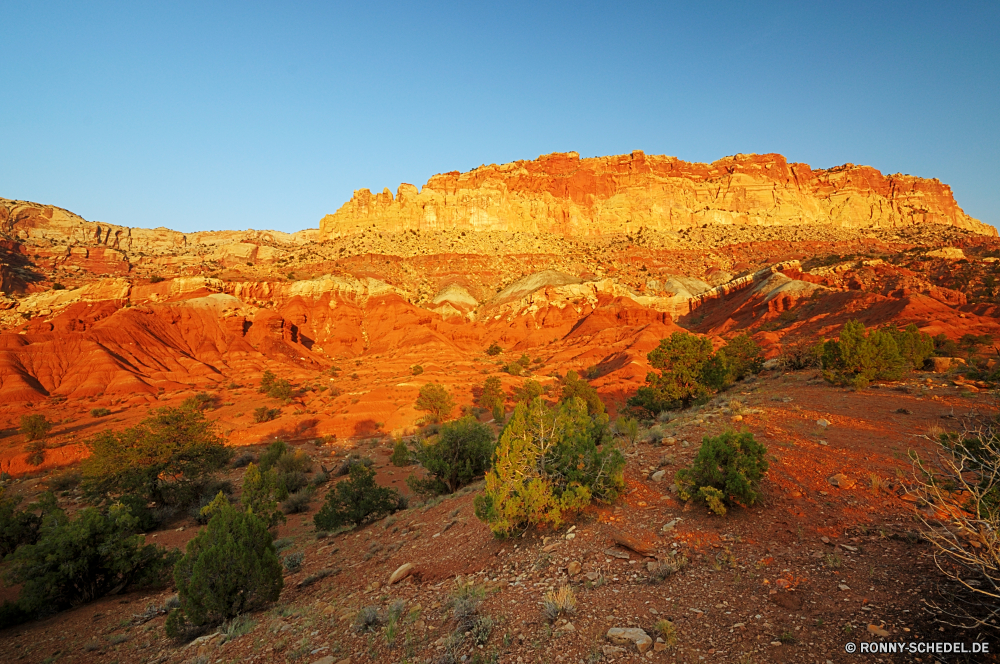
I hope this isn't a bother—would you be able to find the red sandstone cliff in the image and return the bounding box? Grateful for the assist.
[320,151,994,238]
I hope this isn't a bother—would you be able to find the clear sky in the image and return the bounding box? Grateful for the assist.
[1,1,997,233]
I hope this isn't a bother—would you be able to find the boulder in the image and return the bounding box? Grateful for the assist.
[931,357,966,373]
[388,563,414,584]
[607,627,653,653]
[828,474,856,489]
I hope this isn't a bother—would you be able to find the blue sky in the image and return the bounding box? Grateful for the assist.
[1,1,997,233]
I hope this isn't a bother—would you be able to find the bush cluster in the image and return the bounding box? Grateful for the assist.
[314,464,405,531]
[476,376,506,421]
[407,416,495,496]
[415,383,455,423]
[259,370,294,400]
[821,321,933,389]
[675,431,769,516]
[474,397,625,537]
[167,495,282,637]
[628,332,763,416]
[3,501,176,627]
[81,406,232,508]
[560,371,604,416]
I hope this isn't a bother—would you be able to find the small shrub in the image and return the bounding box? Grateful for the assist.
[407,417,495,496]
[0,488,44,556]
[231,451,256,468]
[149,275,165,284]
[6,503,175,618]
[675,431,768,515]
[415,383,455,423]
[81,407,232,507]
[51,282,66,290]
[411,365,424,375]
[281,489,313,514]
[259,371,294,400]
[541,586,576,621]
[20,414,53,441]
[511,378,543,404]
[182,392,218,411]
[654,619,677,647]
[168,496,283,636]
[333,454,373,476]
[390,438,411,467]
[614,416,640,446]
[476,376,505,414]
[282,551,304,573]
[560,371,605,415]
[474,397,625,537]
[90,407,112,418]
[253,406,281,423]
[241,463,286,528]
[313,464,404,531]
[822,321,932,389]
[628,332,764,416]
[46,469,81,492]
[450,580,485,632]
[25,441,46,467]
[486,343,502,356]
[354,605,381,633]
[647,554,688,582]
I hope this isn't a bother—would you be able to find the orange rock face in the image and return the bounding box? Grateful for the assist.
[320,151,994,238]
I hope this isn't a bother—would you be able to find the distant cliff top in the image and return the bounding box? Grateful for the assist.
[320,151,995,238]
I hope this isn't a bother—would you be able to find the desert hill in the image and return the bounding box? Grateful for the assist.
[1,153,1000,663]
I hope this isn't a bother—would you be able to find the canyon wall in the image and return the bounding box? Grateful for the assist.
[320,151,995,238]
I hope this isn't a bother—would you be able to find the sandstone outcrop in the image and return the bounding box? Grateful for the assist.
[321,151,994,238]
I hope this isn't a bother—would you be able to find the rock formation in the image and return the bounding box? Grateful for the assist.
[320,151,994,238]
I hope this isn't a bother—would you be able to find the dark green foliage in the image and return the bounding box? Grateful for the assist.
[933,333,960,357]
[257,441,312,499]
[961,333,994,354]
[821,320,931,389]
[51,283,66,290]
[675,431,769,515]
[411,365,424,375]
[415,383,455,423]
[0,489,43,556]
[241,463,285,528]
[149,275,165,283]
[253,406,281,423]
[25,441,46,467]
[314,464,404,531]
[169,496,283,635]
[888,324,935,370]
[504,362,524,376]
[0,600,32,629]
[486,343,502,356]
[407,417,495,496]
[630,332,766,416]
[517,354,532,368]
[117,494,159,532]
[81,406,232,507]
[474,397,625,537]
[90,407,112,417]
[711,333,765,385]
[281,489,313,514]
[476,376,505,414]
[5,503,176,616]
[560,371,605,415]
[512,379,543,404]
[259,370,293,400]
[390,438,411,467]
[20,414,52,441]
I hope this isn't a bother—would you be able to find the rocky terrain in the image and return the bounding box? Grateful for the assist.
[1,151,999,663]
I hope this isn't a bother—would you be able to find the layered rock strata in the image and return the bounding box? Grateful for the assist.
[321,151,994,238]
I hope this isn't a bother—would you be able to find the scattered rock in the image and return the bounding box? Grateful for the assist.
[868,624,890,637]
[838,584,851,591]
[828,474,855,489]
[650,470,665,482]
[602,645,626,656]
[311,657,336,664]
[611,531,657,557]
[817,418,830,427]
[607,627,653,653]
[388,563,414,584]
[931,357,966,373]
[604,548,630,560]
[567,561,582,576]
[585,571,601,581]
